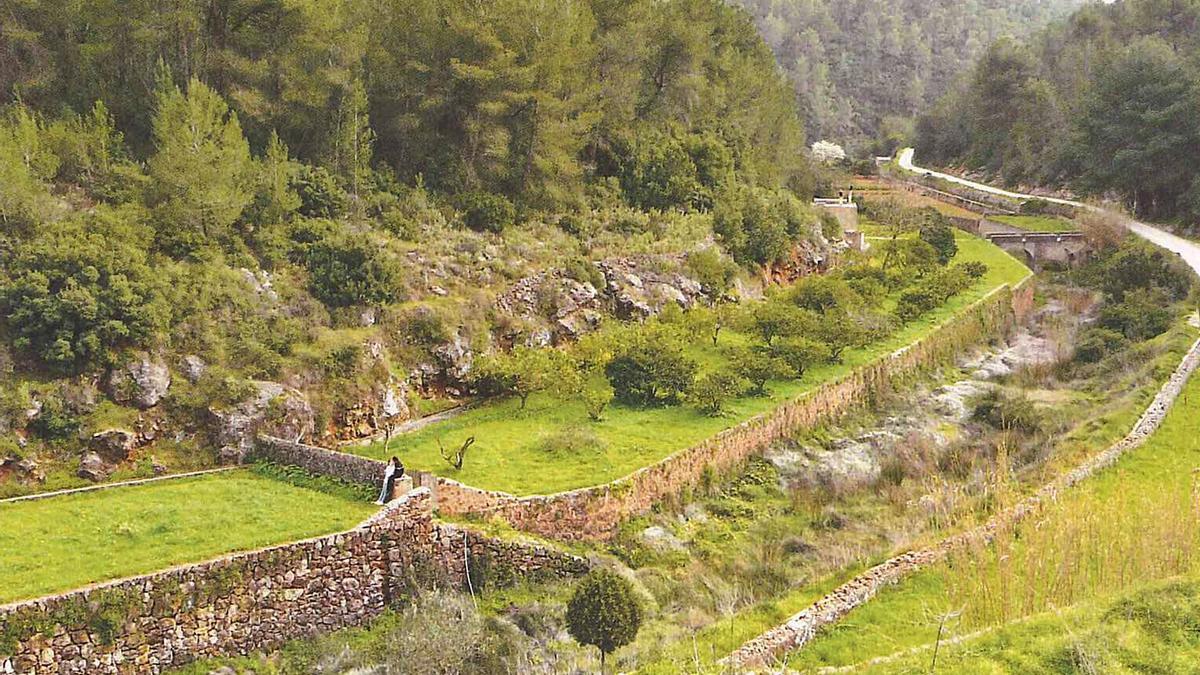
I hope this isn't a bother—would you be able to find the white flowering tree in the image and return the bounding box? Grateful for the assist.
[811,140,847,165]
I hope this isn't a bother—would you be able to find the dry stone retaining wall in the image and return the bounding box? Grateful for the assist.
[724,335,1200,669]
[254,282,1033,543]
[0,489,588,674]
[470,281,1034,541]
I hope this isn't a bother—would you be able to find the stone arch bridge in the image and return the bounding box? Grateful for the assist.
[985,231,1089,269]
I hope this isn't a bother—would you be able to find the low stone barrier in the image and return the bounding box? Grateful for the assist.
[255,281,1035,542]
[0,489,588,674]
[467,281,1035,541]
[723,335,1200,669]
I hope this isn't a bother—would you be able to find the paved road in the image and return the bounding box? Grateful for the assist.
[897,148,1200,276]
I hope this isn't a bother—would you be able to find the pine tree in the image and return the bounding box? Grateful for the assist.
[148,73,252,257]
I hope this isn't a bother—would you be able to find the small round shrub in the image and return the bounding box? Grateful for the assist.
[456,192,516,233]
[566,568,644,667]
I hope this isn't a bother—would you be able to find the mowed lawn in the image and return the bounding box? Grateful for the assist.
[0,471,373,604]
[353,234,1030,495]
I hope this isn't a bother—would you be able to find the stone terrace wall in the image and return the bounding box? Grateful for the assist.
[253,282,1033,543]
[0,489,588,675]
[474,281,1035,541]
[250,436,389,486]
[723,335,1200,669]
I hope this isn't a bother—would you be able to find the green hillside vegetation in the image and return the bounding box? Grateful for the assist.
[359,232,1028,495]
[918,0,1200,228]
[782,241,1200,669]
[732,0,1080,152]
[0,0,832,493]
[0,469,373,603]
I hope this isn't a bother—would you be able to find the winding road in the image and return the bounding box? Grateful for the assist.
[898,148,1200,276]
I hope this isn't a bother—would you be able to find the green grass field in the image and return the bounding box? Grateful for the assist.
[991,214,1078,233]
[352,234,1030,496]
[780,339,1200,670]
[0,471,373,603]
[850,576,1200,674]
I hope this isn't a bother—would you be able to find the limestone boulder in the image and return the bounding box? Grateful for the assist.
[106,353,172,409]
[210,382,315,458]
[77,452,110,482]
[89,429,136,464]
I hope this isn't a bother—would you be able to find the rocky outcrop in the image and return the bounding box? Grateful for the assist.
[76,452,109,482]
[105,353,171,409]
[210,382,315,461]
[495,254,716,343]
[88,429,135,464]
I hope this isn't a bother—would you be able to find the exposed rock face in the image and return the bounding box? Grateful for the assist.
[76,452,109,482]
[0,457,44,483]
[494,254,715,342]
[106,353,171,409]
[337,379,412,441]
[433,334,475,384]
[89,429,136,464]
[181,355,207,383]
[210,382,315,461]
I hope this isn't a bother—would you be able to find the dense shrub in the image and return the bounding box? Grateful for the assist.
[685,248,737,296]
[456,192,516,233]
[1074,327,1129,364]
[1098,288,1174,341]
[605,336,698,407]
[539,425,607,455]
[972,389,1043,433]
[0,209,168,374]
[295,165,347,219]
[304,234,402,308]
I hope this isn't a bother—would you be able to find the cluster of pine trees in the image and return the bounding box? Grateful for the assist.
[918,0,1200,223]
[1,0,811,210]
[0,0,817,377]
[732,0,1079,152]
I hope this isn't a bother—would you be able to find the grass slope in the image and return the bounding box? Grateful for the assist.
[0,471,373,604]
[784,333,1200,670]
[852,577,1200,674]
[991,214,1077,233]
[352,235,1030,496]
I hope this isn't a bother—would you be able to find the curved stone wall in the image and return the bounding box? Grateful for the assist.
[723,335,1200,669]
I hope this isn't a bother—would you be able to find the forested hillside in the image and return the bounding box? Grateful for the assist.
[734,0,1079,152]
[0,0,830,492]
[918,0,1200,226]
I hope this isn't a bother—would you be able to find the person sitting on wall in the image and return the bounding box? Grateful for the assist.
[374,456,405,505]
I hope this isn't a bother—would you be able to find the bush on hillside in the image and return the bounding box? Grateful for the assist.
[456,192,516,233]
[605,337,697,407]
[1074,327,1129,364]
[304,234,402,308]
[0,209,168,374]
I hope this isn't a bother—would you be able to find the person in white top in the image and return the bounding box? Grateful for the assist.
[374,456,404,505]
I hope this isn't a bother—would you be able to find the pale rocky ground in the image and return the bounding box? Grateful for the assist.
[761,313,1064,492]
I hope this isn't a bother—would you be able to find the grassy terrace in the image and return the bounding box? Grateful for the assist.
[782,334,1200,671]
[353,233,1030,496]
[0,471,373,604]
[990,213,1078,233]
